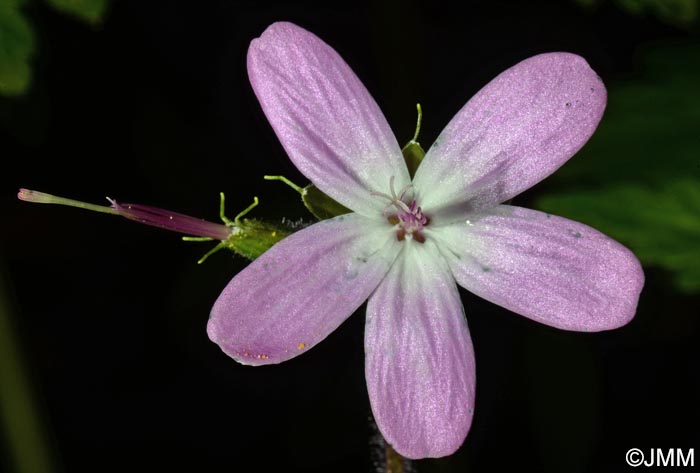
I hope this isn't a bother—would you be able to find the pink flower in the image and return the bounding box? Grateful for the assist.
[207,22,644,459]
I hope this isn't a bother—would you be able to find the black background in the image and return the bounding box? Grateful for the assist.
[2,1,698,472]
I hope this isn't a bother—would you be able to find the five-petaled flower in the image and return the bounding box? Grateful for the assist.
[207,22,644,459]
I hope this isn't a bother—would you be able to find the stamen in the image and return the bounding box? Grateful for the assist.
[389,177,410,212]
[370,190,394,202]
[381,201,395,217]
[397,184,413,202]
[372,179,411,214]
[396,200,410,213]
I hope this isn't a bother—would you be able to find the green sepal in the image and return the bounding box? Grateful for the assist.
[182,193,291,263]
[301,184,352,220]
[401,103,426,177]
[297,137,427,220]
[402,140,425,178]
[223,218,290,260]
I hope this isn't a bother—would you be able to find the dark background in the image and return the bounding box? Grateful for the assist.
[2,1,698,472]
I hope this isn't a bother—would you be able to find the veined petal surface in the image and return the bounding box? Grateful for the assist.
[365,241,475,458]
[208,213,400,365]
[413,53,607,224]
[247,22,410,217]
[430,206,644,331]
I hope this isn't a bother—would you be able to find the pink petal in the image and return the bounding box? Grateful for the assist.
[413,53,607,224]
[247,22,410,217]
[365,241,476,459]
[208,213,401,365]
[429,206,644,331]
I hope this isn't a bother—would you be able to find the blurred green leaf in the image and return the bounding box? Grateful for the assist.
[538,180,700,292]
[45,0,110,25]
[543,45,700,190]
[0,0,111,97]
[0,266,59,473]
[0,0,35,96]
[536,44,700,293]
[618,0,698,26]
[574,0,699,27]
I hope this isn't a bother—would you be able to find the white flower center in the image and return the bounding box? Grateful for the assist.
[372,176,429,243]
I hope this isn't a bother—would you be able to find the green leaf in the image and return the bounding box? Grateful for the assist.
[45,0,110,25]
[0,1,35,96]
[535,43,700,293]
[302,184,352,220]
